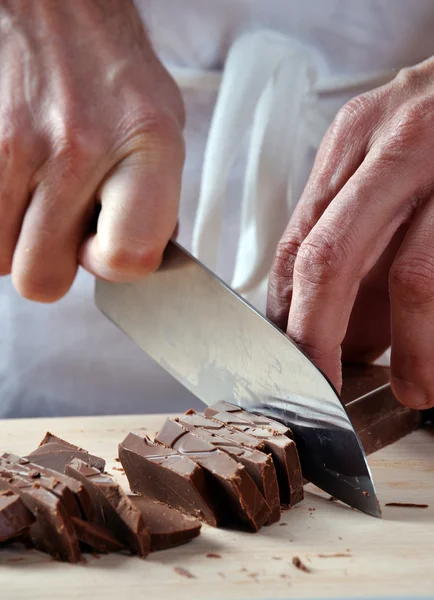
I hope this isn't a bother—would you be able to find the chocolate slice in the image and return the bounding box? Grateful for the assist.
[119,432,218,527]
[155,418,270,531]
[178,413,280,525]
[0,491,34,543]
[0,454,81,519]
[26,434,105,473]
[129,496,201,551]
[2,453,94,521]
[0,475,80,562]
[207,402,293,438]
[70,517,125,554]
[65,459,150,557]
[204,408,303,506]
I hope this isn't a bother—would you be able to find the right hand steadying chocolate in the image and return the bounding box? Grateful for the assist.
[0,0,184,301]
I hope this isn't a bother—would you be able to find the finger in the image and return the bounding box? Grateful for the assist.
[0,125,43,275]
[267,94,376,329]
[286,147,426,392]
[80,116,184,281]
[342,225,408,363]
[389,199,434,409]
[12,142,100,302]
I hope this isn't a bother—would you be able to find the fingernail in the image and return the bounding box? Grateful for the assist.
[391,377,429,409]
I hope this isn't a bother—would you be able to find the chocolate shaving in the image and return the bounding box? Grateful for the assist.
[206,552,221,558]
[318,553,352,558]
[292,556,311,573]
[385,502,428,508]
[174,566,195,579]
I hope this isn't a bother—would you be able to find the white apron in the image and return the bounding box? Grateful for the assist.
[1,0,434,417]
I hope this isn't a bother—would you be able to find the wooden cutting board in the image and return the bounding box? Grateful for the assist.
[1,414,433,600]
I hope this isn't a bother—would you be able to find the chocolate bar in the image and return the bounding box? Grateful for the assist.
[204,407,303,506]
[65,459,150,557]
[155,418,271,531]
[26,433,105,473]
[0,473,80,562]
[129,495,201,551]
[341,365,422,455]
[0,490,34,543]
[177,412,280,525]
[119,432,218,527]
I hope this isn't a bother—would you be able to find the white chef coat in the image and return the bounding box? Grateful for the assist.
[1,0,434,418]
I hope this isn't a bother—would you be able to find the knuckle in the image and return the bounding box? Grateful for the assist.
[120,107,185,160]
[332,94,374,132]
[103,240,163,276]
[272,239,300,280]
[390,250,434,307]
[295,230,352,286]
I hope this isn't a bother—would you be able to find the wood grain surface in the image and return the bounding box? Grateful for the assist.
[0,414,433,600]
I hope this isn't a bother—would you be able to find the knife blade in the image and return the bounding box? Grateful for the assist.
[95,241,381,517]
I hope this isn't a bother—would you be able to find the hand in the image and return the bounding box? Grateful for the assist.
[267,57,434,410]
[0,0,184,300]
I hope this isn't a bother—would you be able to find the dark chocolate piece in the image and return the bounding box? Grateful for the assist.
[204,408,303,506]
[207,401,293,438]
[0,454,81,519]
[2,453,94,522]
[70,516,125,553]
[26,438,105,474]
[0,475,80,562]
[178,412,280,525]
[129,495,201,551]
[155,418,270,531]
[65,459,150,557]
[0,491,34,543]
[119,432,218,527]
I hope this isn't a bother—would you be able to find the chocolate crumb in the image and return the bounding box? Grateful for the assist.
[240,567,248,572]
[318,553,352,558]
[112,466,125,472]
[338,537,342,540]
[272,556,283,560]
[280,573,289,579]
[174,567,195,579]
[7,557,25,564]
[385,502,428,508]
[114,458,120,462]
[328,496,337,502]
[206,553,221,559]
[217,572,226,580]
[362,491,369,497]
[292,556,311,573]
[185,408,195,415]
[279,522,288,526]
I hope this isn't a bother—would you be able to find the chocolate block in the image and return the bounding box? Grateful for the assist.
[26,434,105,473]
[208,401,293,438]
[129,496,201,551]
[341,364,422,455]
[204,408,303,506]
[119,432,218,527]
[0,491,34,543]
[0,455,81,519]
[155,418,270,531]
[70,516,125,554]
[65,459,150,557]
[178,412,280,525]
[0,475,80,562]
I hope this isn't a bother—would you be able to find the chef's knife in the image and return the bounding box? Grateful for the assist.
[95,241,381,517]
